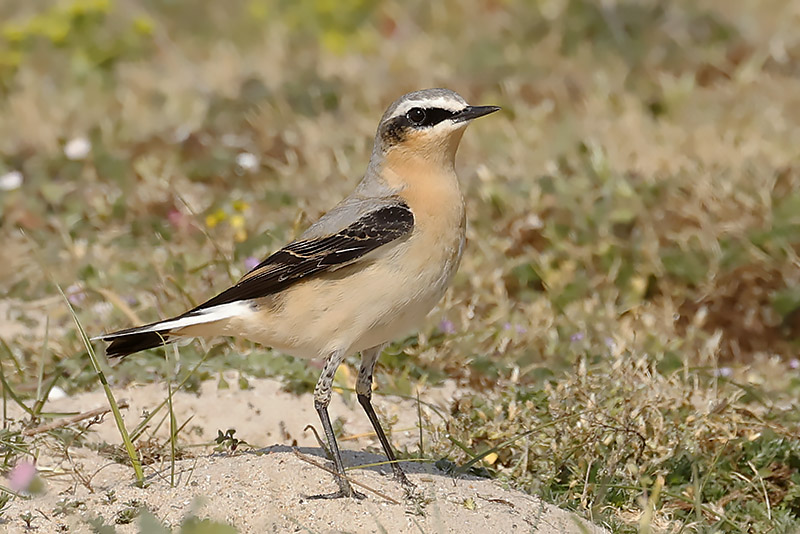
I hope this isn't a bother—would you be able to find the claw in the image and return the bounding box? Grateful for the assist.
[393,468,415,489]
[308,486,366,500]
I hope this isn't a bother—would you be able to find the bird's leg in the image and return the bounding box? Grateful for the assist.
[309,349,365,500]
[357,345,415,489]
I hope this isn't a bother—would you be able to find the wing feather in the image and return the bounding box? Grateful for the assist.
[188,202,414,311]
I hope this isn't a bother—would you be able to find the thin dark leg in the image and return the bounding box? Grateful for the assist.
[357,393,414,488]
[309,349,364,500]
[357,346,415,488]
[310,399,365,499]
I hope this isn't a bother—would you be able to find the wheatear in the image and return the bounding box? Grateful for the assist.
[95,88,500,498]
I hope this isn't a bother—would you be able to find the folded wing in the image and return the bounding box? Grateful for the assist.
[193,201,414,310]
[98,201,414,357]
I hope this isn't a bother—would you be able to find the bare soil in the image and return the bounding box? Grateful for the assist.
[2,377,606,533]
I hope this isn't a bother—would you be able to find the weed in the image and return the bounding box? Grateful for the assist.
[53,497,85,517]
[115,499,144,525]
[213,429,249,453]
[86,514,117,533]
[0,491,10,517]
[103,489,117,505]
[137,505,238,534]
[19,509,34,529]
[433,350,800,531]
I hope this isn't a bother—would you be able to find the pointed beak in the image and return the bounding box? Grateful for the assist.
[451,105,502,123]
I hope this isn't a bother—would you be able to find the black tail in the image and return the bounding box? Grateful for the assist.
[103,330,172,358]
[97,305,235,357]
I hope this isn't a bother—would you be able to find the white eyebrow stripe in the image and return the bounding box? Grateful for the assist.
[390,97,467,119]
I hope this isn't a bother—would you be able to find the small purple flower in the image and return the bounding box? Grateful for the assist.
[66,283,86,305]
[439,319,456,335]
[167,209,184,228]
[8,461,36,493]
[790,359,799,370]
[502,322,527,335]
[244,256,260,271]
[570,332,585,342]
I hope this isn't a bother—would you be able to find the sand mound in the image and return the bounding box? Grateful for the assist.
[1,378,606,533]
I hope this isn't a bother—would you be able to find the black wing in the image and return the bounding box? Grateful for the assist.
[190,203,414,311]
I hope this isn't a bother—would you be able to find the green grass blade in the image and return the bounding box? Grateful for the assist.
[0,358,34,418]
[57,285,145,486]
[416,388,424,456]
[30,372,61,420]
[36,317,49,401]
[168,382,177,487]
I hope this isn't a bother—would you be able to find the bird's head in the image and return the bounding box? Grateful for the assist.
[373,88,500,168]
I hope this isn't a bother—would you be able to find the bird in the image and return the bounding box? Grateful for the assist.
[94,88,500,499]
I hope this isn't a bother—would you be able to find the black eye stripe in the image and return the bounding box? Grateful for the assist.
[408,107,457,127]
[380,106,461,146]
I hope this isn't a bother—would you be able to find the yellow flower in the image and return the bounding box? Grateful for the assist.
[205,209,227,228]
[133,16,154,36]
[231,214,247,242]
[232,200,250,212]
[1,24,26,43]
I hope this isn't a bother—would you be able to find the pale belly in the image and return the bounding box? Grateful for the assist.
[219,227,465,359]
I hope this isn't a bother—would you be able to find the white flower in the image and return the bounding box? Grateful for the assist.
[0,170,23,191]
[64,137,91,160]
[235,152,259,172]
[47,386,67,401]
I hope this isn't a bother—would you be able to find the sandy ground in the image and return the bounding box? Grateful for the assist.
[1,377,606,533]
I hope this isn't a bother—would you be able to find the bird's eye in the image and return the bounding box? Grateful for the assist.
[406,107,426,125]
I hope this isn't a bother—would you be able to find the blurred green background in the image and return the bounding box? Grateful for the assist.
[2,0,800,531]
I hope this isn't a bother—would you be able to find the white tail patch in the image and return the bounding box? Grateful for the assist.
[92,302,252,341]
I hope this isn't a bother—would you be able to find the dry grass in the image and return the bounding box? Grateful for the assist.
[2,0,800,531]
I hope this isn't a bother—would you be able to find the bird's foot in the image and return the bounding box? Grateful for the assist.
[393,469,416,490]
[308,487,366,500]
[307,477,366,500]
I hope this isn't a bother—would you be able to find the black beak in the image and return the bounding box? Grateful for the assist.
[452,105,502,123]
